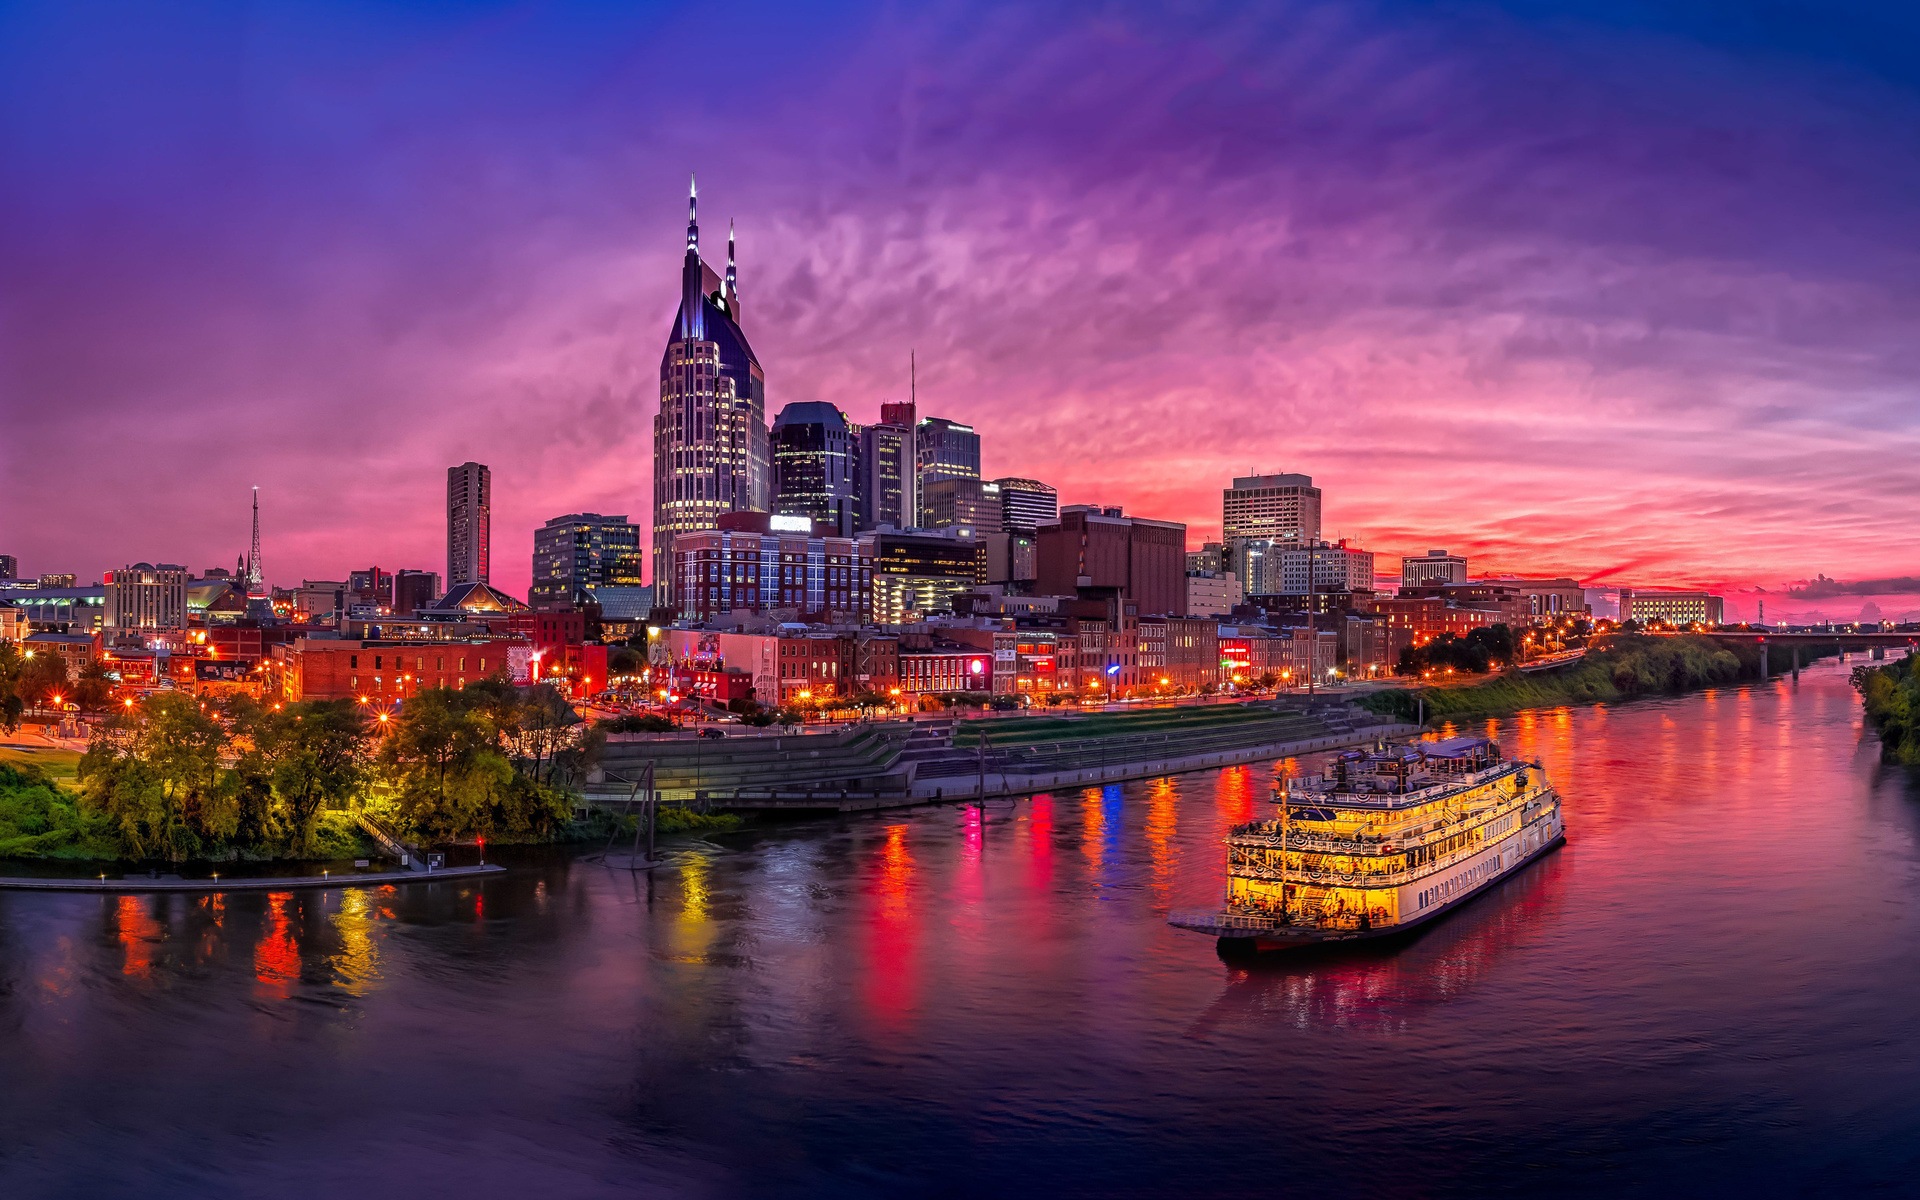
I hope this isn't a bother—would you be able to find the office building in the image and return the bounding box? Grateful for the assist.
[672,511,870,622]
[447,461,492,587]
[921,477,1003,534]
[915,416,981,522]
[771,403,860,536]
[1223,473,1321,542]
[1224,473,1321,595]
[651,180,770,603]
[1034,505,1187,617]
[862,527,987,623]
[1618,589,1724,626]
[1186,570,1243,617]
[1276,541,1375,596]
[1402,550,1468,588]
[349,568,393,611]
[857,412,916,531]
[992,477,1058,534]
[532,513,644,605]
[393,570,441,615]
[105,563,188,630]
[0,556,16,580]
[1186,541,1226,574]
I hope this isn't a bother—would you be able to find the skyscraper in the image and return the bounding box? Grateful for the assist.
[651,178,770,605]
[1222,472,1320,597]
[857,401,916,531]
[915,415,980,523]
[992,477,1058,533]
[771,402,859,536]
[1222,473,1321,542]
[448,461,492,587]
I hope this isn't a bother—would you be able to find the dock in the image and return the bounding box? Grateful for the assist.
[0,864,505,894]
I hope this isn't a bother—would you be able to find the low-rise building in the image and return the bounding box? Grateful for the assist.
[898,643,993,698]
[270,638,523,703]
[1401,550,1468,587]
[675,512,871,623]
[1618,589,1724,626]
[1186,570,1243,617]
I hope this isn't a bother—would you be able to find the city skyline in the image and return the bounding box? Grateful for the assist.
[4,4,1918,605]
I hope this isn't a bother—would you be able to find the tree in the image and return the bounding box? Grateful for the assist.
[77,694,229,860]
[14,651,70,714]
[0,643,24,731]
[251,700,370,853]
[72,660,114,714]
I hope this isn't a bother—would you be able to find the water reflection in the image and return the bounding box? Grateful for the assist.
[4,662,1920,1198]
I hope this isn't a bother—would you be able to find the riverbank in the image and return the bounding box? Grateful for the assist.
[1358,634,1838,725]
[1854,657,1920,764]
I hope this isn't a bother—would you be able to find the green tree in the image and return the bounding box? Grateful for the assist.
[0,643,24,731]
[379,686,516,839]
[253,700,370,853]
[77,694,228,860]
[72,660,114,714]
[15,651,70,713]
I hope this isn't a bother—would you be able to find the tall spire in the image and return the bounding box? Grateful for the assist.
[246,487,265,598]
[686,173,699,251]
[725,218,737,302]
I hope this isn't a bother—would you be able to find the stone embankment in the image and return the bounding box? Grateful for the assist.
[581,700,1418,813]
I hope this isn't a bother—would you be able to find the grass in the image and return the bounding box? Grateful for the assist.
[1358,634,1833,724]
[951,704,1300,748]
[0,744,83,784]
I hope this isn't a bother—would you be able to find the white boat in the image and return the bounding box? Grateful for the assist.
[1169,736,1566,951]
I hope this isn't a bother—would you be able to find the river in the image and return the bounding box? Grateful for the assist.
[2,659,1916,1197]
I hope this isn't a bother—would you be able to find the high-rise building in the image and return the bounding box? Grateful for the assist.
[857,410,915,531]
[1223,473,1320,597]
[105,563,188,630]
[1401,549,1468,588]
[1222,472,1321,542]
[914,416,980,522]
[0,555,16,580]
[921,477,1003,534]
[532,513,644,605]
[651,179,770,605]
[771,403,860,537]
[1034,505,1187,617]
[992,477,1057,533]
[448,461,492,587]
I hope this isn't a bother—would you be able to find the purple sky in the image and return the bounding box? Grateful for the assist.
[4,1,1918,610]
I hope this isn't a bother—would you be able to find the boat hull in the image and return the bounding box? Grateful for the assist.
[1182,833,1568,954]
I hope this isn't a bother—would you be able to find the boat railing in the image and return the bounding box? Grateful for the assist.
[1228,789,1554,854]
[1227,808,1555,888]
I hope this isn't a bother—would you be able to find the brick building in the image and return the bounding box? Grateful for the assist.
[1035,506,1186,617]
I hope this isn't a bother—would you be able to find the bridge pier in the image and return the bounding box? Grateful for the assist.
[1792,646,1799,680]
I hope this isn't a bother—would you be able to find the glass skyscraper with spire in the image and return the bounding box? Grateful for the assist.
[651,178,770,605]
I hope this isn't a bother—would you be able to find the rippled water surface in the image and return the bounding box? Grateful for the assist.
[4,661,1918,1197]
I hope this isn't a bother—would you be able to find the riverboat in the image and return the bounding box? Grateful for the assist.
[1169,736,1565,952]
